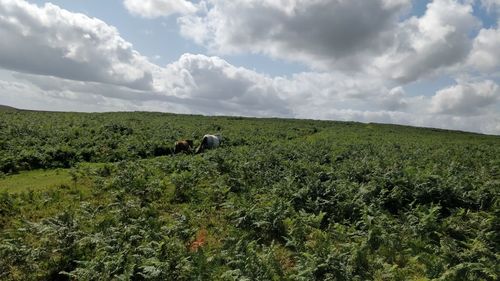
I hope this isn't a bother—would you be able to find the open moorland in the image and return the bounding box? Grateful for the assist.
[0,110,499,280]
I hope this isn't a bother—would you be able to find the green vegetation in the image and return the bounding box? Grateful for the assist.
[0,111,499,280]
[0,169,72,193]
[0,105,18,112]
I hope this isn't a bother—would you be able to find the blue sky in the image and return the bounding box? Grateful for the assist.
[28,0,308,76]
[0,0,499,134]
[24,0,496,76]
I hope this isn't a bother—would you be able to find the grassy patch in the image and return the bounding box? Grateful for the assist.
[0,168,73,193]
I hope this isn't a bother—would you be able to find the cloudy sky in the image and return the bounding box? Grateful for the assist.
[0,0,499,134]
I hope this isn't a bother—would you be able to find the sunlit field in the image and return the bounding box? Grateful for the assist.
[1,110,498,280]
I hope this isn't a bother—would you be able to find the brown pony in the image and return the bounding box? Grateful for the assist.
[174,139,194,154]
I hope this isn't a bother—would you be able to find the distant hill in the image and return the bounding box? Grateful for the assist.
[0,104,19,111]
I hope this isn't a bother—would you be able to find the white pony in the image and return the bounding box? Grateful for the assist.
[195,134,222,154]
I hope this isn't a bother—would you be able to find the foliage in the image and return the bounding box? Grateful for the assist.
[0,111,499,280]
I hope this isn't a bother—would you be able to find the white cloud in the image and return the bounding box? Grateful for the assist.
[430,80,500,115]
[179,0,481,84]
[179,0,411,71]
[124,0,197,18]
[160,54,290,116]
[12,72,167,102]
[0,0,499,135]
[0,75,132,112]
[0,1,288,116]
[273,71,410,115]
[0,68,188,112]
[379,87,409,110]
[468,24,500,72]
[0,0,158,90]
[374,0,479,82]
[2,56,500,135]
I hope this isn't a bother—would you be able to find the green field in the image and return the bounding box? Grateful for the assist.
[0,169,72,193]
[0,111,499,280]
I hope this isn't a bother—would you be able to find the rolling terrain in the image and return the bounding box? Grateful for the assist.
[0,104,18,112]
[0,110,499,280]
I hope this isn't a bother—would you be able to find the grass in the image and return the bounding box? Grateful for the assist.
[0,165,99,228]
[0,168,73,193]
[0,104,18,111]
[0,111,498,280]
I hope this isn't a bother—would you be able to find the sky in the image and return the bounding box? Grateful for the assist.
[0,0,499,135]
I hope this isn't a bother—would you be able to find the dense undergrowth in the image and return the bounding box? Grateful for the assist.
[0,111,322,174]
[0,111,499,280]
